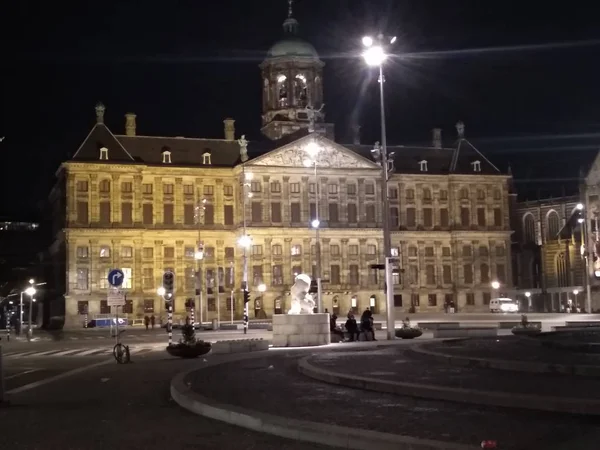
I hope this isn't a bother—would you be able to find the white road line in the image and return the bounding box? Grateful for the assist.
[6,359,113,395]
[50,349,86,356]
[77,348,110,356]
[33,349,71,356]
[5,369,39,380]
[9,351,43,358]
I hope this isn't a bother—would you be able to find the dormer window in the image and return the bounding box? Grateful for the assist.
[99,147,108,160]
[277,74,288,108]
[202,152,211,165]
[418,159,428,172]
[471,160,481,172]
[162,151,172,164]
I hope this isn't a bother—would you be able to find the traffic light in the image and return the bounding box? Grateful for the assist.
[243,289,250,304]
[185,299,195,309]
[163,271,174,298]
[164,301,171,311]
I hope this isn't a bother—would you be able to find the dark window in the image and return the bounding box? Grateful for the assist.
[464,264,473,284]
[122,300,133,314]
[440,208,449,227]
[329,203,339,222]
[184,204,195,225]
[406,208,416,227]
[480,264,490,283]
[483,292,491,305]
[460,207,470,227]
[224,205,234,225]
[466,293,475,305]
[121,202,132,224]
[271,202,282,223]
[423,208,433,227]
[309,203,317,221]
[251,202,262,222]
[144,299,154,313]
[77,201,88,224]
[390,207,399,228]
[163,204,174,225]
[100,300,110,314]
[366,205,375,222]
[347,204,357,223]
[99,201,111,224]
[426,265,435,284]
[143,204,153,225]
[77,300,89,314]
[225,247,234,258]
[291,203,301,222]
[477,208,486,226]
[393,294,403,307]
[330,265,341,284]
[411,293,420,306]
[204,204,215,225]
[494,208,502,227]
[497,264,506,283]
[443,265,452,284]
[428,294,437,307]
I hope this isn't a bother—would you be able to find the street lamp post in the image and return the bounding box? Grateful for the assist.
[304,142,323,312]
[525,291,532,312]
[577,203,592,313]
[362,34,396,340]
[239,168,253,334]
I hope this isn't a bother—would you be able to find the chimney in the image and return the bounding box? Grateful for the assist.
[432,128,442,149]
[352,125,361,145]
[223,118,235,141]
[95,102,105,124]
[125,113,137,136]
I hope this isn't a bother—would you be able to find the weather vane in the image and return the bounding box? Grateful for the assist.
[288,0,293,18]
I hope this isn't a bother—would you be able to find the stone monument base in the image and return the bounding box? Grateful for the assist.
[272,313,331,347]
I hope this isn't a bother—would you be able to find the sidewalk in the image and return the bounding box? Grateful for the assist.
[183,351,597,449]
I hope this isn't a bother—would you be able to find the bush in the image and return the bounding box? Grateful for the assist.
[166,341,212,358]
[395,327,423,339]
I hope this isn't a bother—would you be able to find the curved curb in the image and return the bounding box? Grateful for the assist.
[408,342,600,377]
[298,355,600,416]
[170,353,477,450]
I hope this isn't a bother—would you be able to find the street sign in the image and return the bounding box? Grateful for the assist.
[108,269,124,287]
[107,288,125,307]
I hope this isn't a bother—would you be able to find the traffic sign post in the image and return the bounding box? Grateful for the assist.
[107,268,125,346]
[108,269,124,287]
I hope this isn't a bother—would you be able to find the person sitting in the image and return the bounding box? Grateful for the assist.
[345,314,359,341]
[329,314,344,341]
[360,309,376,341]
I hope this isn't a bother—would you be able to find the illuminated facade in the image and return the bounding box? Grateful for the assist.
[50,6,513,327]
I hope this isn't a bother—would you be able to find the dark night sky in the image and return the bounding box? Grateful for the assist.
[2,0,600,218]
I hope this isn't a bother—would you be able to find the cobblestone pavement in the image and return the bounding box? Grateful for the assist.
[422,336,600,365]
[309,346,600,398]
[0,351,333,450]
[186,352,597,450]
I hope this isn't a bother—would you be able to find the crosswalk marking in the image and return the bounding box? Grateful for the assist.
[2,345,162,359]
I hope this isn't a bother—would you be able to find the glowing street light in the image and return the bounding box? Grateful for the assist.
[157,286,166,296]
[311,219,320,229]
[576,203,584,210]
[491,281,500,290]
[362,45,387,66]
[362,36,373,47]
[257,283,267,293]
[25,287,36,297]
[525,291,531,298]
[238,235,252,248]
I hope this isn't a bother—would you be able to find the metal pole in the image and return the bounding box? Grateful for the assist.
[242,165,249,334]
[167,303,173,346]
[314,161,323,313]
[19,292,23,334]
[27,298,34,340]
[378,62,394,340]
[217,285,221,330]
[190,306,195,328]
[583,218,592,313]
[230,290,234,324]
[115,306,119,346]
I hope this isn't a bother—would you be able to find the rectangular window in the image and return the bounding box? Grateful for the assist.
[100,300,110,314]
[225,247,234,258]
[99,180,110,193]
[251,202,262,222]
[461,207,470,227]
[121,202,133,224]
[271,202,282,223]
[77,201,88,224]
[463,245,472,257]
[223,185,233,196]
[143,204,153,225]
[423,208,433,227]
[207,297,216,312]
[393,294,402,307]
[390,207,399,228]
[76,268,89,290]
[76,180,88,192]
[463,264,473,284]
[440,208,449,227]
[330,244,340,256]
[252,245,263,256]
[224,205,234,225]
[225,267,234,288]
[290,182,300,193]
[409,266,418,285]
[77,300,89,314]
[76,246,89,258]
[143,268,154,289]
[203,185,214,195]
[477,208,486,226]
[365,184,375,195]
[426,265,435,284]
[347,204,357,223]
[292,265,303,277]
[291,244,302,256]
[367,244,377,255]
[389,187,398,199]
[252,265,263,286]
[494,208,502,227]
[368,268,378,285]
[201,204,213,225]
[309,203,317,221]
[483,292,491,305]
[163,204,174,225]
[309,183,316,194]
[142,183,153,194]
[349,245,359,255]
[411,293,420,307]
[480,264,490,283]
[270,181,281,193]
[496,264,506,283]
[440,190,448,200]
[121,182,133,193]
[442,247,451,257]
[185,267,195,290]
[144,299,154,313]
[406,208,416,227]
[428,293,437,307]
[121,268,132,289]
[329,203,339,222]
[163,183,174,195]
[272,265,283,285]
[328,184,338,194]
[204,247,215,258]
[184,204,194,225]
[443,265,452,284]
[183,184,194,195]
[366,205,375,222]
[121,246,133,258]
[143,247,153,258]
[250,181,261,192]
[330,265,341,284]
[99,201,111,224]
[347,184,357,195]
[425,247,434,257]
[291,203,301,222]
[184,247,195,258]
[466,293,475,305]
[445,294,454,307]
[163,247,175,259]
[349,265,359,285]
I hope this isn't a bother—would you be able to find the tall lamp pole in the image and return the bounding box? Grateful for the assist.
[304,142,323,312]
[362,34,396,339]
[239,168,253,334]
[577,203,592,313]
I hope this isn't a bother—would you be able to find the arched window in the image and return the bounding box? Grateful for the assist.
[556,253,568,287]
[277,74,288,108]
[294,74,308,107]
[523,214,536,243]
[263,78,270,109]
[546,211,560,241]
[480,263,490,283]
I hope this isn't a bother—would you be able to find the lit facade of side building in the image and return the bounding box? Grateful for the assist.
[49,8,513,327]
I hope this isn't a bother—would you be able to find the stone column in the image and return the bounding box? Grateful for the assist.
[133,239,143,293]
[67,174,77,224]
[284,238,293,285]
[320,176,328,223]
[263,238,272,286]
[357,178,365,223]
[375,178,383,225]
[133,175,143,224]
[175,178,183,225]
[111,174,120,224]
[262,175,271,223]
[341,239,349,284]
[359,238,367,287]
[322,238,331,281]
[301,176,309,222]
[89,239,99,292]
[303,238,312,276]
[154,177,163,224]
[90,174,99,223]
[282,176,290,223]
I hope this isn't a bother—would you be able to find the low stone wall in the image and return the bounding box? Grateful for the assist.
[433,327,498,338]
[498,321,541,329]
[272,313,330,347]
[211,339,270,354]
[417,322,460,330]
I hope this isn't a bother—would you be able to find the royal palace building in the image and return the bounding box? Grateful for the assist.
[49,6,513,327]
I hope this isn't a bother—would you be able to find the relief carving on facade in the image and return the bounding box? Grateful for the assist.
[251,144,374,169]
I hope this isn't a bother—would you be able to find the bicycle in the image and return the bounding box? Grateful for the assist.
[112,330,131,364]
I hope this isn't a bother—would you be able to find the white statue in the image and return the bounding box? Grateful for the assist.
[288,273,316,314]
[238,134,248,162]
[306,104,325,133]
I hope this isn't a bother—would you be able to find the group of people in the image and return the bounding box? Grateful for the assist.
[329,309,376,342]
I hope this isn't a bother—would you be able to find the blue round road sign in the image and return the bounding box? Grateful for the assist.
[108,269,125,287]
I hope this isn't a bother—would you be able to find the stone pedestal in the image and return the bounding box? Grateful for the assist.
[272,313,331,347]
